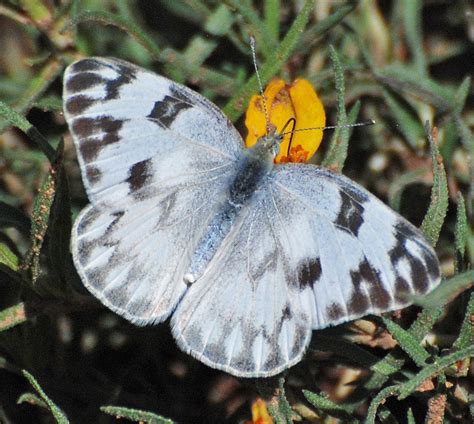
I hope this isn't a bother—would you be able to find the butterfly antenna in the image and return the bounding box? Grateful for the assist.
[279,120,376,137]
[250,36,271,134]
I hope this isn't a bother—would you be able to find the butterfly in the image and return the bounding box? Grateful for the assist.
[63,57,441,377]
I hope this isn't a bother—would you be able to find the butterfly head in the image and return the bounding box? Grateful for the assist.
[254,129,283,159]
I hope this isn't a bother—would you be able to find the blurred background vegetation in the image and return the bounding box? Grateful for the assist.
[0,0,473,423]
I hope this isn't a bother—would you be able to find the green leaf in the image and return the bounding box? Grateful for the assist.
[453,290,474,349]
[100,406,174,423]
[397,344,474,400]
[264,0,280,40]
[454,193,468,272]
[452,76,471,115]
[267,378,299,424]
[225,0,277,54]
[375,65,454,112]
[17,392,47,409]
[68,10,161,60]
[414,271,474,309]
[22,161,58,283]
[43,143,76,293]
[0,100,56,163]
[204,4,234,36]
[362,306,443,393]
[321,46,347,170]
[421,123,448,246]
[22,370,69,423]
[303,389,355,417]
[402,0,426,75]
[223,0,315,122]
[382,88,424,149]
[0,243,19,271]
[365,385,401,424]
[0,58,63,136]
[0,302,27,332]
[382,317,430,367]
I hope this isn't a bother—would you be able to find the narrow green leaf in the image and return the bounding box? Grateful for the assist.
[100,406,174,423]
[365,385,400,424]
[297,4,356,54]
[223,0,315,122]
[453,290,474,349]
[0,100,56,163]
[0,303,27,332]
[382,88,424,149]
[413,271,474,308]
[323,101,360,171]
[453,77,471,114]
[267,378,299,424]
[182,36,218,68]
[0,59,63,135]
[454,193,467,272]
[421,123,448,246]
[398,344,474,400]
[44,148,75,293]
[375,65,454,112]
[0,243,19,271]
[22,370,69,423]
[68,10,161,59]
[204,4,234,36]
[363,306,443,392]
[225,0,276,54]
[264,0,280,40]
[402,0,426,75]
[382,317,430,367]
[303,389,354,414]
[17,392,47,409]
[321,46,347,170]
[22,164,57,283]
[407,408,415,424]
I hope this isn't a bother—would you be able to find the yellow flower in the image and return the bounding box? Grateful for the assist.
[246,398,273,424]
[244,78,326,163]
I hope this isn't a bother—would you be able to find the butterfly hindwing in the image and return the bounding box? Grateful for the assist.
[171,164,440,377]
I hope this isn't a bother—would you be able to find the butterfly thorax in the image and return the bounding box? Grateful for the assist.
[183,134,281,284]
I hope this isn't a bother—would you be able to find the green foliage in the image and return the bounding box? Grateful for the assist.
[0,0,472,422]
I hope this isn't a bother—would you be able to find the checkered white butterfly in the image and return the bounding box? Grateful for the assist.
[63,57,441,377]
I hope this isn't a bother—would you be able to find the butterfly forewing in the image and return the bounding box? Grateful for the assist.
[64,57,243,207]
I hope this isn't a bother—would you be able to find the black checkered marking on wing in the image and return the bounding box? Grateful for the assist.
[296,257,322,289]
[389,221,439,300]
[72,116,125,163]
[126,159,153,193]
[347,257,391,315]
[335,189,368,236]
[147,86,194,128]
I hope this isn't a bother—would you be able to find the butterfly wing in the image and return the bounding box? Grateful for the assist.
[171,164,440,377]
[64,58,244,324]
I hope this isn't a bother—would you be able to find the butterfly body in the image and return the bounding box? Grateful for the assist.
[63,57,441,377]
